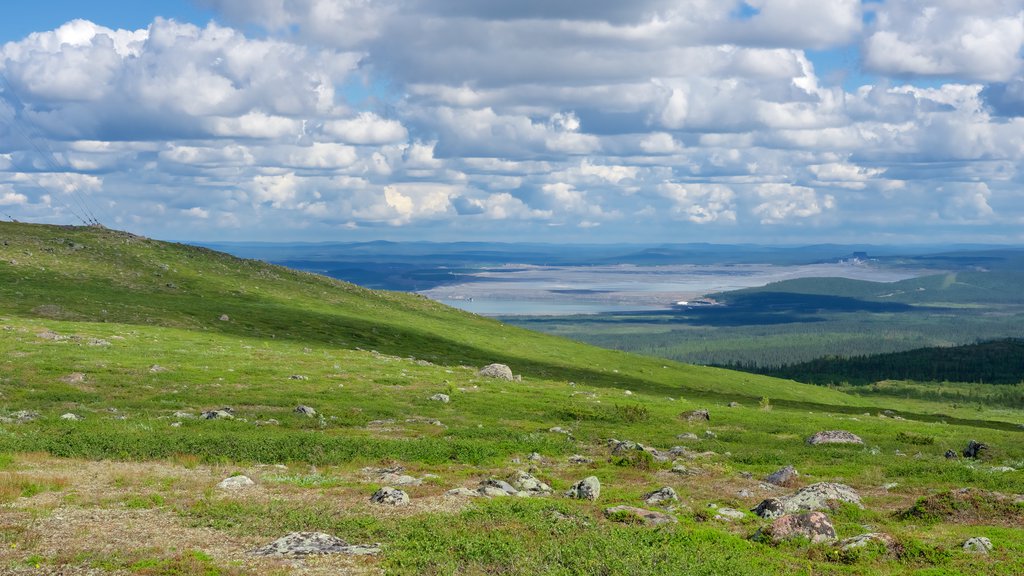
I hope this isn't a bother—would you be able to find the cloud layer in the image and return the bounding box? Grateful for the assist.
[1,1,1023,242]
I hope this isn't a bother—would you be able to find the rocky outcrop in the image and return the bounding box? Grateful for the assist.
[753,483,862,517]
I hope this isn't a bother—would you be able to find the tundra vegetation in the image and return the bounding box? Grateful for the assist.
[0,222,1021,575]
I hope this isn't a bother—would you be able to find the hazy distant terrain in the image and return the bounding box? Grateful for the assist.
[208,242,1024,367]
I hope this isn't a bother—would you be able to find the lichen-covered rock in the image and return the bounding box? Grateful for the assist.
[604,506,677,526]
[963,537,993,554]
[807,430,863,445]
[568,454,592,464]
[566,476,601,501]
[478,363,514,380]
[753,512,836,544]
[753,483,862,518]
[218,475,255,490]
[294,405,317,417]
[764,465,799,487]
[430,393,450,403]
[370,487,409,506]
[60,413,82,421]
[643,486,678,506]
[781,482,863,512]
[251,532,380,556]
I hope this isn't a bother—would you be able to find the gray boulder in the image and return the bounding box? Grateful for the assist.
[604,506,677,526]
[60,413,82,421]
[807,430,863,445]
[294,405,317,417]
[753,483,862,517]
[963,536,993,554]
[370,487,409,506]
[643,486,679,506]
[252,532,380,557]
[963,440,988,459]
[753,512,836,544]
[764,465,799,487]
[752,498,786,519]
[430,393,450,403]
[680,409,710,422]
[511,471,552,495]
[201,407,234,420]
[565,476,601,501]
[782,482,863,512]
[478,478,517,497]
[478,363,514,380]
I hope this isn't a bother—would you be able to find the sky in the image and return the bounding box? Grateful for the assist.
[1,1,1023,244]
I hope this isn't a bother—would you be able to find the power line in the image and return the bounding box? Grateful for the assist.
[0,70,104,227]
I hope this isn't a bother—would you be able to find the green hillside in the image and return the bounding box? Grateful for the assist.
[1,222,1023,576]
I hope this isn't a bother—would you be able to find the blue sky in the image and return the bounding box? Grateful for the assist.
[1,1,1023,244]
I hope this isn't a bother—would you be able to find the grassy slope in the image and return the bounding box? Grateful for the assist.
[0,222,1023,576]
[0,222,859,407]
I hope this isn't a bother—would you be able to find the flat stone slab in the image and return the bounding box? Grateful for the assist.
[252,532,380,556]
[807,430,863,445]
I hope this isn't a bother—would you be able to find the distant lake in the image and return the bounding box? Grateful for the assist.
[440,299,663,316]
[422,262,927,316]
